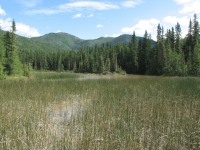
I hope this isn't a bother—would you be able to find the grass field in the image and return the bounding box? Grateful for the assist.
[0,72,200,149]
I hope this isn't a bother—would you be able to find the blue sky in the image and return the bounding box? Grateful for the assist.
[0,0,199,40]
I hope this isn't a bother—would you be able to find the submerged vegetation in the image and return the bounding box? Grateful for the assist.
[0,72,199,149]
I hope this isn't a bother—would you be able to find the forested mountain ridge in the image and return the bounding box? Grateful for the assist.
[1,14,199,78]
[31,32,83,50]
[0,29,155,52]
[17,34,67,52]
[0,30,67,52]
[1,28,156,52]
[31,32,156,50]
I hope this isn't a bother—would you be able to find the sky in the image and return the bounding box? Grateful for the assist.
[0,0,199,41]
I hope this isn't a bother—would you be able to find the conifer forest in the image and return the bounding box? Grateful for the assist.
[0,14,200,78]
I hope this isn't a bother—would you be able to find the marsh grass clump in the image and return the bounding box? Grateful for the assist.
[34,71,80,80]
[0,72,199,149]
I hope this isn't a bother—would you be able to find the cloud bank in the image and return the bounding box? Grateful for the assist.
[0,18,40,37]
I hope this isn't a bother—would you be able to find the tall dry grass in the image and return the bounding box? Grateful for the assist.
[0,72,199,149]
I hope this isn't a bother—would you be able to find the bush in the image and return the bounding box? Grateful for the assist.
[23,64,31,77]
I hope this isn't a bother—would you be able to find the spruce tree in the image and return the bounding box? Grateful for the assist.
[183,19,192,63]
[99,54,105,73]
[192,14,199,51]
[57,50,62,72]
[189,14,200,75]
[4,20,22,75]
[138,31,151,74]
[156,24,166,74]
[190,40,200,75]
[175,22,182,54]
[0,29,5,78]
[171,27,175,51]
[131,31,138,74]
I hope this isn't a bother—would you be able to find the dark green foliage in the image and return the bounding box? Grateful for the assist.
[23,63,30,77]
[156,24,166,74]
[175,22,182,54]
[127,31,138,74]
[4,20,22,76]
[1,15,200,77]
[31,32,83,50]
[31,32,156,51]
[0,29,5,79]
[138,31,148,74]
[190,41,200,75]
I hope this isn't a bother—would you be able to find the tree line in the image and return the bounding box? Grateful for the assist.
[0,14,200,78]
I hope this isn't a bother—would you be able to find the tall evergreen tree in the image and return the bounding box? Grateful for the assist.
[0,29,5,78]
[171,27,175,51]
[4,20,21,75]
[192,14,199,51]
[190,40,200,75]
[130,31,138,74]
[156,24,166,74]
[175,22,182,54]
[183,19,193,63]
[57,50,62,72]
[138,30,150,74]
[189,14,200,75]
[99,54,105,73]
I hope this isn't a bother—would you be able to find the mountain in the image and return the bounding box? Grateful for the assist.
[31,32,83,50]
[31,32,156,50]
[31,32,116,50]
[1,30,156,52]
[17,35,67,52]
[0,30,67,52]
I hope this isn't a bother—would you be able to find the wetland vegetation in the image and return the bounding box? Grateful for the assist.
[0,72,199,149]
[0,13,199,150]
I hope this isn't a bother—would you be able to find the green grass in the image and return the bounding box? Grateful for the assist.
[33,71,80,80]
[0,73,199,149]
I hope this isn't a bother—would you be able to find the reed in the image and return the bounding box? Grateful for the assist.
[0,72,199,149]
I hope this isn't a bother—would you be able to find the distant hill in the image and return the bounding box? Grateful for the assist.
[0,30,67,52]
[17,35,67,52]
[31,32,83,50]
[1,30,156,52]
[31,32,116,50]
[31,32,156,50]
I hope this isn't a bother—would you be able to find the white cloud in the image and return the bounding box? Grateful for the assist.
[24,1,119,15]
[24,9,63,15]
[105,34,121,37]
[0,18,12,31]
[88,14,93,17]
[173,0,194,5]
[57,30,61,33]
[179,1,200,14]
[121,18,159,40]
[18,0,43,7]
[163,16,189,26]
[0,6,6,16]
[163,15,190,38]
[16,23,40,37]
[173,0,200,15]
[0,18,40,37]
[59,1,120,10]
[112,34,121,37]
[96,24,103,28]
[122,0,143,8]
[73,13,82,18]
